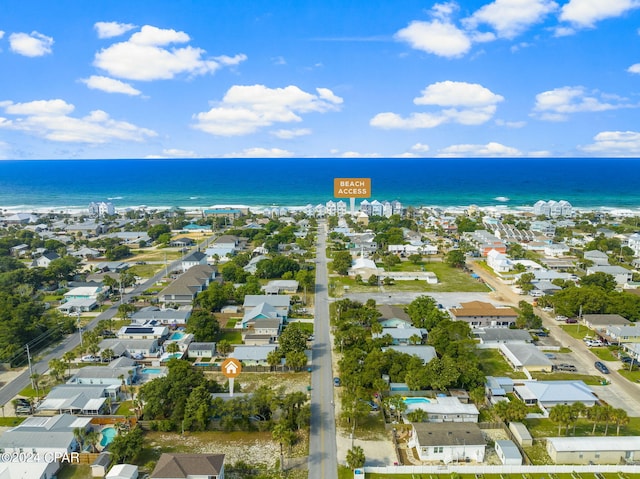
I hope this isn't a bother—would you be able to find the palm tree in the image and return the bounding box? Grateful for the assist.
[63,351,76,378]
[549,404,571,436]
[601,404,615,435]
[30,373,42,400]
[612,408,629,435]
[73,427,86,451]
[85,430,100,453]
[271,422,289,471]
[587,404,605,434]
[570,402,586,435]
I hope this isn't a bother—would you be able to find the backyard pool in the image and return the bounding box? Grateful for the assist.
[169,331,185,340]
[142,368,162,374]
[403,397,431,405]
[100,427,117,447]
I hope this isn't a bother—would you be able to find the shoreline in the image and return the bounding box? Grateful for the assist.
[3,202,640,217]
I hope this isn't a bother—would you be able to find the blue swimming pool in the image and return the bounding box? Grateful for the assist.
[169,331,185,340]
[142,367,162,374]
[100,427,117,447]
[403,397,431,405]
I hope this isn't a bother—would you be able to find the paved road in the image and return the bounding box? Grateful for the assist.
[308,220,338,479]
[467,260,640,415]
[0,236,217,408]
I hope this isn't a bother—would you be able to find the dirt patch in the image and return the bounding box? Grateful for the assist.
[204,371,310,394]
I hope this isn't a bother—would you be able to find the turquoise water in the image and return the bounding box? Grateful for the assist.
[169,331,185,340]
[142,368,162,374]
[403,397,431,405]
[100,427,117,447]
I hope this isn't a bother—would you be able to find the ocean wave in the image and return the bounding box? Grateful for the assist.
[108,196,124,200]
[494,196,510,202]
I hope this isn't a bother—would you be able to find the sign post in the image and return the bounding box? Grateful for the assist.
[333,178,371,214]
[221,357,242,397]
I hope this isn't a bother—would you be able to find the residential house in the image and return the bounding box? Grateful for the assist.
[106,231,150,245]
[509,422,533,447]
[106,464,139,479]
[70,246,101,259]
[262,280,299,295]
[0,414,92,455]
[88,201,115,216]
[450,301,517,329]
[169,237,195,248]
[376,305,412,328]
[384,345,437,364]
[466,230,506,256]
[10,243,29,257]
[243,318,282,345]
[348,255,382,280]
[499,343,553,372]
[0,462,60,479]
[546,436,640,464]
[36,384,117,415]
[243,295,290,319]
[606,324,640,344]
[408,422,486,463]
[513,380,597,409]
[116,325,169,341]
[495,440,523,465]
[150,453,225,479]
[206,235,240,260]
[31,251,60,268]
[485,376,514,399]
[586,265,633,286]
[582,314,631,334]
[373,326,427,345]
[130,308,191,326]
[403,396,479,423]
[230,345,278,365]
[628,232,640,257]
[68,357,139,386]
[187,342,216,359]
[474,328,533,348]
[180,251,207,272]
[544,243,570,257]
[584,250,610,265]
[99,338,160,359]
[486,249,512,273]
[203,208,244,221]
[158,264,216,304]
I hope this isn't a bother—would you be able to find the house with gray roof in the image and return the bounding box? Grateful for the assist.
[158,264,216,304]
[546,436,640,464]
[495,439,523,465]
[0,414,92,455]
[475,327,532,347]
[99,338,160,359]
[130,307,191,325]
[150,453,225,479]
[384,345,437,364]
[499,343,553,372]
[68,356,139,386]
[373,326,427,345]
[36,384,117,415]
[180,251,207,272]
[514,380,597,409]
[31,251,60,268]
[583,313,631,333]
[241,302,286,329]
[230,345,278,365]
[606,324,640,344]
[403,396,479,423]
[187,342,216,359]
[584,250,610,265]
[409,422,486,463]
[586,265,633,285]
[376,304,411,328]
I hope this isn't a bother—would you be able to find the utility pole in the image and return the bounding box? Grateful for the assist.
[26,344,34,388]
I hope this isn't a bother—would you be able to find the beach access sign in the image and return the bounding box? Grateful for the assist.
[334,178,371,198]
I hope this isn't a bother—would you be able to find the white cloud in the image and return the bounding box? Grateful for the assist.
[94,21,137,39]
[0,99,157,143]
[411,143,431,153]
[81,75,142,96]
[628,63,640,74]
[395,20,471,58]
[533,86,634,121]
[94,25,247,81]
[371,81,503,129]
[223,147,294,158]
[271,128,312,139]
[437,141,523,157]
[581,130,640,156]
[9,31,53,57]
[0,31,4,40]
[495,119,527,128]
[560,0,640,27]
[192,84,343,136]
[340,151,382,158]
[464,0,558,39]
[146,148,199,158]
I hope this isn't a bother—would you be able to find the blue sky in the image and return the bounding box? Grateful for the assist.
[1,0,640,159]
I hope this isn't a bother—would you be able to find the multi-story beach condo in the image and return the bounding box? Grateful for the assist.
[88,201,115,217]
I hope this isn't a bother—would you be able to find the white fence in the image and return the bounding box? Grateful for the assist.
[362,464,640,475]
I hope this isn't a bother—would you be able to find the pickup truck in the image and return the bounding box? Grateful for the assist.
[554,363,577,372]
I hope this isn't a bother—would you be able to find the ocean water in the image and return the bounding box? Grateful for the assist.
[0,158,639,211]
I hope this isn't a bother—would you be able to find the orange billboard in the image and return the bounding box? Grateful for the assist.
[334,178,371,198]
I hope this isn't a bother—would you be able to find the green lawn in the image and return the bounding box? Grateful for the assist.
[128,263,164,278]
[526,416,640,438]
[559,324,595,340]
[56,465,92,479]
[116,400,133,415]
[617,366,640,382]
[529,371,608,386]
[218,330,242,344]
[475,349,527,379]
[590,346,620,362]
[0,416,25,426]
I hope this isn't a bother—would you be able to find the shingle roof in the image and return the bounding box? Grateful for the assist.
[151,453,225,478]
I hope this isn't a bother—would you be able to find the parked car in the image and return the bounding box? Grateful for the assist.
[333,377,341,387]
[621,355,636,364]
[81,355,100,362]
[595,361,610,374]
[586,340,604,347]
[555,315,568,321]
[565,318,578,324]
[554,363,577,372]
[545,353,556,359]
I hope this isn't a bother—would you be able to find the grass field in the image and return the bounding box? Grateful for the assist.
[529,371,607,386]
[475,349,527,379]
[218,330,242,344]
[559,324,595,340]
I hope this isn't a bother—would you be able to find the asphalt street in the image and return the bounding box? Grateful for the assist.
[307,220,338,479]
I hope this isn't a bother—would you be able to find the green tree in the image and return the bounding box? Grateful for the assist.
[406,408,429,423]
[516,273,535,293]
[217,339,232,356]
[182,385,213,431]
[408,254,422,264]
[346,445,365,469]
[332,251,353,275]
[285,351,308,371]
[549,404,572,435]
[405,295,448,330]
[581,272,617,292]
[516,300,542,329]
[278,322,308,355]
[186,309,220,342]
[445,250,465,268]
[109,427,144,463]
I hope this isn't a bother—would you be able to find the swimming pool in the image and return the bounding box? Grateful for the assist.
[403,397,431,405]
[169,331,185,340]
[100,427,117,447]
[142,367,162,374]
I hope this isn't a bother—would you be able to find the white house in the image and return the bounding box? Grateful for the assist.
[546,436,640,464]
[487,249,512,273]
[409,422,486,463]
